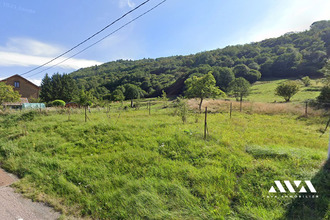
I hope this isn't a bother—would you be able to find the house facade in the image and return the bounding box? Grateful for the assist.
[1,75,40,100]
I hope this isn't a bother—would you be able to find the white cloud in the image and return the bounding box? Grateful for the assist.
[0,38,63,57]
[0,51,102,69]
[0,38,102,70]
[119,0,135,9]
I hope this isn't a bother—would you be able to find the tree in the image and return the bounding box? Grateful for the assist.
[301,76,311,86]
[77,90,94,106]
[160,90,168,107]
[185,72,225,111]
[0,82,21,104]
[111,89,125,102]
[321,60,330,86]
[275,81,300,102]
[233,64,250,77]
[212,67,235,91]
[40,73,78,102]
[228,77,251,102]
[317,86,330,106]
[318,61,330,106]
[124,84,144,107]
[233,64,261,83]
[40,73,53,102]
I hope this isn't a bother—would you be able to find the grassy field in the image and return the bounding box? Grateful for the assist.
[248,78,323,103]
[0,102,329,219]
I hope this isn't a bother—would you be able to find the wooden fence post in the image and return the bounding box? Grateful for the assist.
[240,99,242,112]
[305,101,308,117]
[149,101,151,115]
[204,107,208,140]
[230,102,232,119]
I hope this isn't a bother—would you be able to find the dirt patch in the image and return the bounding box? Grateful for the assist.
[0,168,19,187]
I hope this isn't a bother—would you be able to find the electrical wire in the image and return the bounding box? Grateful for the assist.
[20,0,151,76]
[25,0,166,78]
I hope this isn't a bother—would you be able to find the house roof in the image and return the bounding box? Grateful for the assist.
[0,74,40,90]
[2,98,29,106]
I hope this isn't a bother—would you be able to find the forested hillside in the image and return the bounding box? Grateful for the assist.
[70,20,330,99]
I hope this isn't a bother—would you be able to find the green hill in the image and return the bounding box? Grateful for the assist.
[70,20,330,100]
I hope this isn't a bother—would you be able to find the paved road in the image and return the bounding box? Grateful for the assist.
[0,168,61,220]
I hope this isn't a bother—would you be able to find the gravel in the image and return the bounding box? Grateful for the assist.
[0,168,61,220]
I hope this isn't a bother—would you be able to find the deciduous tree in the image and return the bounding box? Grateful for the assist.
[124,84,145,107]
[0,82,21,104]
[275,81,300,102]
[228,77,251,102]
[185,72,225,111]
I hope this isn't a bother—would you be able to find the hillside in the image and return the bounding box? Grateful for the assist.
[247,78,323,103]
[70,20,330,99]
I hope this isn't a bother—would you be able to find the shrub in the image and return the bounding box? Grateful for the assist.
[301,76,311,86]
[317,86,330,107]
[52,100,66,107]
[275,81,300,102]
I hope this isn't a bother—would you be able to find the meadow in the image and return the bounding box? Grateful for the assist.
[247,78,323,103]
[0,100,329,219]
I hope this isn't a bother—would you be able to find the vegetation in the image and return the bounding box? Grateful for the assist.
[51,100,66,107]
[0,82,20,104]
[318,86,330,106]
[184,72,225,111]
[275,81,300,102]
[228,77,251,102]
[301,76,311,86]
[0,102,328,219]
[40,73,77,103]
[124,84,145,107]
[65,20,330,100]
[317,60,330,106]
[247,78,322,103]
[2,19,330,220]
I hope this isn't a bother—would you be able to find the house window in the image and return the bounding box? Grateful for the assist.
[14,81,20,88]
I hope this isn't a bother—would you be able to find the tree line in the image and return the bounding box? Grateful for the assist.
[67,20,329,100]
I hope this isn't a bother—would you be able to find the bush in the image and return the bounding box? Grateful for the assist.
[275,81,300,102]
[52,100,66,107]
[301,76,311,86]
[317,86,330,107]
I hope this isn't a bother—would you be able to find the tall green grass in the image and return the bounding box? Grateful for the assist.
[0,104,328,219]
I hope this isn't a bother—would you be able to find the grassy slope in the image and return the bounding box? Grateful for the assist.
[0,104,329,219]
[248,78,323,103]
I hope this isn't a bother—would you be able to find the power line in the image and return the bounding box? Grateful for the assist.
[26,0,166,78]
[20,0,151,76]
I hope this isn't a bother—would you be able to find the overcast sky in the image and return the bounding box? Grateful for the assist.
[1,0,330,85]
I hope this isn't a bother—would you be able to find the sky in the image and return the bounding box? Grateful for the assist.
[1,0,330,85]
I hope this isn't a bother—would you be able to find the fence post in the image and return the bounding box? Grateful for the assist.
[230,102,232,119]
[305,101,308,117]
[204,107,208,140]
[149,101,151,115]
[240,99,242,112]
[85,106,87,122]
